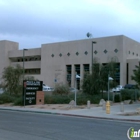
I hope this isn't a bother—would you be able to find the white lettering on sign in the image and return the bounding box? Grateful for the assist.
[26,92,35,95]
[26,97,35,100]
[26,87,38,90]
[29,100,32,103]
[26,81,41,86]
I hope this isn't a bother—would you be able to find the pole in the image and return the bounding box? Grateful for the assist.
[75,72,77,107]
[22,49,28,107]
[91,42,93,74]
[23,49,25,107]
[23,50,25,81]
[91,41,96,74]
[108,73,109,101]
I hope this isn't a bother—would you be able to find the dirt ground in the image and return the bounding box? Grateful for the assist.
[0,103,99,110]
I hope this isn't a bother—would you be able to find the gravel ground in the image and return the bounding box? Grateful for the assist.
[0,103,100,110]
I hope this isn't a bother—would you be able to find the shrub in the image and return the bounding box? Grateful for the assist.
[13,97,23,106]
[0,93,15,104]
[120,89,140,101]
[44,93,102,105]
[53,84,70,95]
[114,94,121,102]
[45,94,71,104]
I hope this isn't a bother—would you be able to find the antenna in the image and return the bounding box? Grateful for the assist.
[86,32,92,38]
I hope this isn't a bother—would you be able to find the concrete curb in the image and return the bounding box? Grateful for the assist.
[58,113,140,122]
[0,108,140,122]
[0,108,56,115]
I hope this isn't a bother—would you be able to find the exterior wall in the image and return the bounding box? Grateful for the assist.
[0,35,140,88]
[41,40,91,87]
[127,59,140,84]
[8,48,41,58]
[0,40,18,82]
[11,61,41,69]
[9,48,42,81]
[123,36,140,85]
[41,35,124,87]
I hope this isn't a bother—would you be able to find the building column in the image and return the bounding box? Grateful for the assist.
[90,63,92,74]
[120,62,126,86]
[71,64,75,88]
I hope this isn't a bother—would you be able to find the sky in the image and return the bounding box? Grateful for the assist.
[0,0,140,49]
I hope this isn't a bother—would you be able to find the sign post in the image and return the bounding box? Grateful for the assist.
[23,81,26,107]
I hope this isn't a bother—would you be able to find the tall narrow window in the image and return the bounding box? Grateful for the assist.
[66,65,72,87]
[126,63,129,84]
[75,65,80,90]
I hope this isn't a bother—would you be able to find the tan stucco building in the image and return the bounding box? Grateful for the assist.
[0,35,140,89]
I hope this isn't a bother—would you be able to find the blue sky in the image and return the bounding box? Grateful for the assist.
[0,0,140,49]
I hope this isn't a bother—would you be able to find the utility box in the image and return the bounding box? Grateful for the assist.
[36,91,44,105]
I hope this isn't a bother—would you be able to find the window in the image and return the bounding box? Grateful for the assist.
[84,51,88,55]
[67,52,70,56]
[104,49,107,54]
[59,53,62,57]
[76,52,79,56]
[114,49,118,53]
[51,54,54,57]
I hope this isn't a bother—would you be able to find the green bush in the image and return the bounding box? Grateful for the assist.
[120,89,140,101]
[13,97,23,106]
[45,94,72,104]
[0,93,15,104]
[44,93,102,105]
[114,94,121,102]
[53,84,70,95]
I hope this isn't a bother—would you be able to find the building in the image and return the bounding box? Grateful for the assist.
[0,35,140,88]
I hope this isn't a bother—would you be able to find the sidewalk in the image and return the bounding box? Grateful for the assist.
[0,103,140,122]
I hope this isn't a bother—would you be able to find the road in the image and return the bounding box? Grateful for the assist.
[0,110,139,140]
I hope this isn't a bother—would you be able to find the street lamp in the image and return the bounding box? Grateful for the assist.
[23,49,28,107]
[75,72,81,107]
[108,73,113,101]
[23,49,28,80]
[91,41,96,74]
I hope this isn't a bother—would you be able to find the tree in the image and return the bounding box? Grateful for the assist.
[82,57,118,96]
[131,65,140,88]
[1,65,36,95]
[1,64,23,95]
[82,73,93,95]
[82,61,104,95]
[53,83,70,95]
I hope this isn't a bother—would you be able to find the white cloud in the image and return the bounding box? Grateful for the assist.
[0,0,140,49]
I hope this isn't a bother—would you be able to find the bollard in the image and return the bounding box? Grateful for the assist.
[106,101,110,114]
[120,102,124,112]
[87,100,90,109]
[102,101,106,110]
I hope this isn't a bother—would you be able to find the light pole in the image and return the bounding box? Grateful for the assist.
[23,49,28,81]
[91,41,96,74]
[75,72,81,107]
[23,49,28,107]
[108,73,113,101]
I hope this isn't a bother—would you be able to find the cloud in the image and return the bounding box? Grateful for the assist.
[0,0,140,49]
